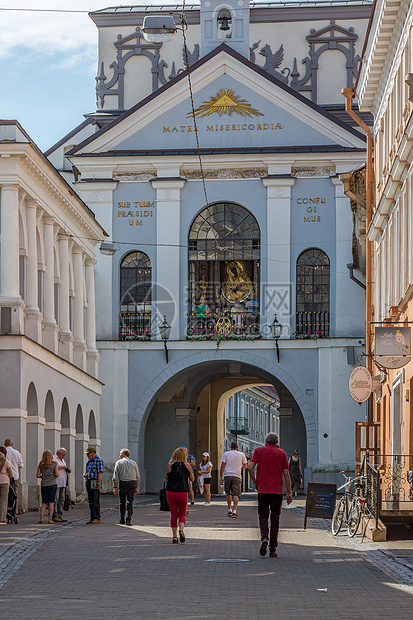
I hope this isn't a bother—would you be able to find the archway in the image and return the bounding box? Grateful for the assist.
[26,383,40,484]
[44,390,58,453]
[75,405,86,492]
[140,351,314,493]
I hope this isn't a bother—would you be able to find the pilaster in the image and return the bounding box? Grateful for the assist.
[73,247,87,370]
[24,199,42,342]
[42,216,59,352]
[0,185,24,333]
[262,173,295,337]
[152,178,186,342]
[85,258,99,377]
[58,232,74,362]
[74,181,117,340]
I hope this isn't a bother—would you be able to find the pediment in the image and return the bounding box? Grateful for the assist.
[69,44,365,156]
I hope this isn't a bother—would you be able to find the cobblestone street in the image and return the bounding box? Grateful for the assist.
[0,495,413,619]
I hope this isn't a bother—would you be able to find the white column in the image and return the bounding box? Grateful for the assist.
[73,246,87,370]
[73,182,117,340]
[85,258,99,377]
[152,179,186,341]
[58,232,73,362]
[262,175,295,338]
[42,216,58,352]
[24,199,42,341]
[0,185,24,333]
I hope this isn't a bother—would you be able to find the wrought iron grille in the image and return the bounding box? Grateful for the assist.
[365,460,380,529]
[187,310,261,338]
[295,311,329,337]
[368,454,413,513]
[119,312,151,340]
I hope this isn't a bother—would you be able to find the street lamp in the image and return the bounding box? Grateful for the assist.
[159,315,171,363]
[141,15,177,43]
[99,242,117,256]
[270,314,282,363]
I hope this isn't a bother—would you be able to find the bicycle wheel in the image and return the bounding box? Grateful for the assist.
[331,497,345,535]
[347,499,362,537]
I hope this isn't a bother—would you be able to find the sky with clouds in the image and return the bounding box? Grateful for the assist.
[0,1,165,151]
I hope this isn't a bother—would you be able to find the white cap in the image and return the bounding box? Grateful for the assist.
[202,452,209,457]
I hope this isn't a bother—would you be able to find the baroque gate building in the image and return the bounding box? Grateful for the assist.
[47,1,372,492]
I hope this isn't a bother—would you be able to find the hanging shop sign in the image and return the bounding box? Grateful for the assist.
[348,366,372,404]
[375,327,411,369]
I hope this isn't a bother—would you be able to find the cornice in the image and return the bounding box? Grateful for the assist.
[72,47,365,154]
[19,154,104,247]
[358,0,412,113]
[1,142,107,245]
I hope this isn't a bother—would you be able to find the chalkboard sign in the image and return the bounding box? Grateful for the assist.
[304,482,337,529]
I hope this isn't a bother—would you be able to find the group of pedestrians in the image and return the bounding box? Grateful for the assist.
[0,433,300,559]
[163,434,293,557]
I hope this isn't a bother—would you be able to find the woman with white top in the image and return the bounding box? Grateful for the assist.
[0,446,13,524]
[198,452,213,505]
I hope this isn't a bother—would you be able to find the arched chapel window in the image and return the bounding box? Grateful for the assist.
[296,248,329,337]
[119,251,151,340]
[188,202,260,337]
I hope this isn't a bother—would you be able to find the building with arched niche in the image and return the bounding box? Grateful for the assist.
[46,1,372,493]
[0,121,106,510]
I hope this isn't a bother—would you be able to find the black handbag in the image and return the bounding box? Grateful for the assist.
[63,491,71,511]
[159,481,170,511]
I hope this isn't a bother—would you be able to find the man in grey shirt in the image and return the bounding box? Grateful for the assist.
[112,448,140,526]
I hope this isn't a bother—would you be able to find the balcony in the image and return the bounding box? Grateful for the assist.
[119,312,151,340]
[187,311,261,342]
[295,311,329,338]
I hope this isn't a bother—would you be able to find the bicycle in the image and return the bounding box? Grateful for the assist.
[331,471,366,537]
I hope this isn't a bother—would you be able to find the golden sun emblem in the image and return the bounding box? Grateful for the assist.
[188,88,264,119]
[215,316,232,335]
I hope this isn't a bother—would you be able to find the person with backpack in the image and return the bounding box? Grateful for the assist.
[165,447,194,544]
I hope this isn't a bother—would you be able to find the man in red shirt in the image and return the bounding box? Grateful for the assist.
[248,433,292,557]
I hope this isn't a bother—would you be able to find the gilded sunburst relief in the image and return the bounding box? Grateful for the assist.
[188,88,264,119]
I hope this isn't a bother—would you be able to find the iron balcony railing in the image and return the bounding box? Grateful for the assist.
[187,310,261,338]
[295,311,329,337]
[119,312,151,340]
[363,454,413,518]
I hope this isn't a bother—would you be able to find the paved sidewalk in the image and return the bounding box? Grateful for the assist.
[0,495,412,619]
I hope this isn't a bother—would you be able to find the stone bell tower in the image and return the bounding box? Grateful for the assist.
[200,0,250,59]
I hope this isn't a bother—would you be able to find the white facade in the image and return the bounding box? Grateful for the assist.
[356,0,413,467]
[46,2,371,493]
[0,121,106,509]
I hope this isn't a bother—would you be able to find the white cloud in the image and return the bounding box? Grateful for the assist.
[0,1,170,59]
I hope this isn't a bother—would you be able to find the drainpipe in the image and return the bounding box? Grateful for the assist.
[342,88,373,421]
[347,263,366,291]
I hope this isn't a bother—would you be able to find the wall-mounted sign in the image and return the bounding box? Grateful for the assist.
[375,327,411,369]
[348,366,372,404]
[117,201,154,227]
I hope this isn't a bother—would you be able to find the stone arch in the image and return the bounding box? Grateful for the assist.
[88,410,97,443]
[75,405,86,492]
[27,382,38,416]
[44,391,58,454]
[44,390,55,423]
[26,383,40,492]
[60,398,70,429]
[75,405,84,434]
[131,350,316,489]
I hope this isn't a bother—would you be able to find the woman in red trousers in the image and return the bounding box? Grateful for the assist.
[166,447,194,543]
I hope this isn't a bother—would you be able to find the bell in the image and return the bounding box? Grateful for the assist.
[219,16,230,31]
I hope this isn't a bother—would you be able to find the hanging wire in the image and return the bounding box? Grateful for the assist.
[180,1,209,208]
